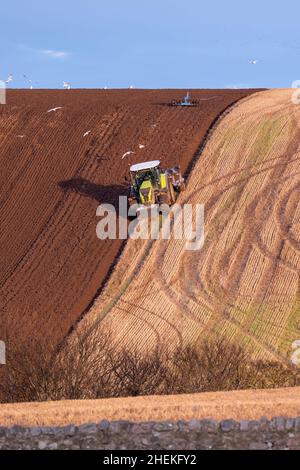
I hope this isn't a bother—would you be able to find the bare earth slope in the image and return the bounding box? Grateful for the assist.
[0,387,300,426]
[0,89,254,352]
[84,89,300,366]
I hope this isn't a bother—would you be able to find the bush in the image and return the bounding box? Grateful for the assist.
[0,325,299,403]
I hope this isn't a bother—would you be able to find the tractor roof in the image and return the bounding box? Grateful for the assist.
[130,160,160,172]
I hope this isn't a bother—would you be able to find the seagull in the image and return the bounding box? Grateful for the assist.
[47,107,63,113]
[249,60,258,65]
[23,75,33,89]
[5,74,13,85]
[138,144,145,149]
[121,151,134,160]
[83,130,91,137]
[16,135,25,139]
[63,81,71,90]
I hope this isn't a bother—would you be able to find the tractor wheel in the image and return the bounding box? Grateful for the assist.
[129,197,138,207]
[168,183,176,204]
[128,198,139,220]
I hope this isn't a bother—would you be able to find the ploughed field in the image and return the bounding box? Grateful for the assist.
[84,89,300,367]
[0,89,254,353]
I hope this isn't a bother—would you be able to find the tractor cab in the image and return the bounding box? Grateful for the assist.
[129,160,162,205]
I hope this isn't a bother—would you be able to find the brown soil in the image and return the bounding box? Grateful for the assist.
[0,89,256,353]
[0,386,299,426]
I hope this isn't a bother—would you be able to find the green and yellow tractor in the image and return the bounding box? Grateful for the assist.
[127,160,185,208]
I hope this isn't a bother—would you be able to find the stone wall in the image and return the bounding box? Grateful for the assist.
[1,417,300,450]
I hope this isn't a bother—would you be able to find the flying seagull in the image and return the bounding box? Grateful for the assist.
[23,75,34,89]
[47,107,63,113]
[121,151,134,160]
[138,144,145,149]
[5,74,13,85]
[63,81,71,90]
[249,60,258,65]
[83,130,91,137]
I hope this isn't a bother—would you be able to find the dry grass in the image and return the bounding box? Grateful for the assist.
[1,387,300,426]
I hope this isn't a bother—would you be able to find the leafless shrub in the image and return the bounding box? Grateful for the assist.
[165,338,252,394]
[105,346,168,397]
[248,360,299,389]
[166,339,300,394]
[0,324,114,402]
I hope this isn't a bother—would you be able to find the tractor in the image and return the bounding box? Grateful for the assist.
[171,92,198,107]
[127,160,185,209]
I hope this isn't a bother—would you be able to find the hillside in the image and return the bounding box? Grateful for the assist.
[83,89,300,366]
[0,89,255,355]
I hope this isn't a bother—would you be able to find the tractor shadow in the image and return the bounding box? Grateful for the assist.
[58,178,128,217]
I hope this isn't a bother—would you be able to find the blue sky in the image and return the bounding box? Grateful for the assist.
[0,0,299,89]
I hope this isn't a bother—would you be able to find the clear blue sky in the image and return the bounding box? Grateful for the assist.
[0,0,299,89]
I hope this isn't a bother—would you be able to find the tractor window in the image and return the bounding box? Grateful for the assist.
[131,167,160,189]
[137,170,152,185]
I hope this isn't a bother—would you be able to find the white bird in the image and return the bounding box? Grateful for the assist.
[83,130,91,137]
[138,144,145,149]
[5,74,13,85]
[63,81,71,90]
[121,151,134,160]
[23,75,34,89]
[16,135,25,139]
[47,107,63,113]
[249,60,258,65]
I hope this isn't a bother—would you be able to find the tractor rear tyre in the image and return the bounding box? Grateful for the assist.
[168,183,176,204]
[129,198,138,207]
